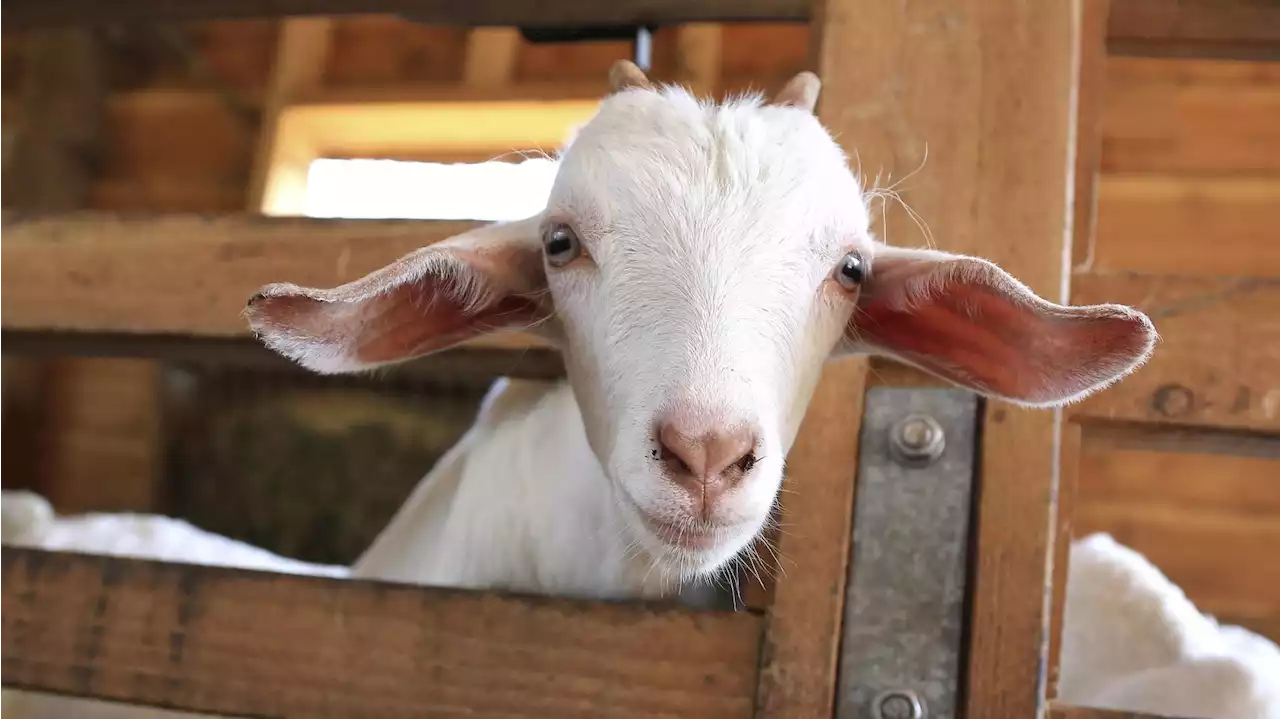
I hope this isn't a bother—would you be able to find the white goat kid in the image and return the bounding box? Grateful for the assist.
[246,61,1157,600]
[0,61,1163,719]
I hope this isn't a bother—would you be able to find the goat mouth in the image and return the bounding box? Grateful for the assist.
[637,513,727,552]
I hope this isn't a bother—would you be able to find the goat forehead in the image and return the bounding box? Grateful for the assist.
[553,89,862,246]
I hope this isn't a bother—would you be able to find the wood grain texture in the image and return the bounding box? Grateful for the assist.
[249,18,334,214]
[3,0,812,30]
[1102,58,1280,174]
[1107,0,1280,58]
[0,214,548,351]
[1049,704,1191,719]
[1092,177,1280,277]
[1,548,762,718]
[754,359,868,718]
[1074,0,1112,270]
[1074,423,1280,642]
[749,4,876,716]
[809,1,1081,715]
[1071,271,1280,432]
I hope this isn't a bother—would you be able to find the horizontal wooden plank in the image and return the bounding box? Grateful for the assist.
[1074,422,1280,637]
[1049,705,1190,719]
[1078,423,1280,517]
[1071,271,1280,432]
[1092,177,1280,277]
[1107,0,1280,58]
[4,0,812,30]
[1102,60,1280,174]
[1,548,762,718]
[6,0,1277,58]
[1075,502,1280,621]
[1,330,566,380]
[0,214,548,351]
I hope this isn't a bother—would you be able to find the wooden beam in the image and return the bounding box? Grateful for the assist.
[803,1,1085,716]
[1,547,762,717]
[1073,0,1111,270]
[250,18,334,215]
[3,0,811,30]
[6,0,1277,60]
[1071,271,1280,434]
[750,4,870,717]
[1049,705,1191,719]
[0,214,550,355]
[1107,0,1280,59]
[1053,0,1110,700]
[463,28,523,88]
[675,24,724,97]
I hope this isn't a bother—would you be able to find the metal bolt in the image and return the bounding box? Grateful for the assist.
[871,689,926,719]
[889,414,945,466]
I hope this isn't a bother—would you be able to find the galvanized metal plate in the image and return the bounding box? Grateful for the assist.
[836,387,980,719]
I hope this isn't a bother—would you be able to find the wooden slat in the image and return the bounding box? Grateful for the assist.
[0,548,762,717]
[1071,271,1280,432]
[748,4,876,716]
[0,214,547,351]
[1049,705,1190,719]
[6,0,1277,57]
[816,0,1082,715]
[250,18,334,214]
[3,0,812,30]
[1107,0,1280,58]
[1075,422,1280,640]
[1102,58,1280,175]
[463,27,522,88]
[1092,177,1280,278]
[753,360,868,718]
[1074,0,1112,270]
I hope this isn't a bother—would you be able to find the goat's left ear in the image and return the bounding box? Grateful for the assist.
[244,216,552,374]
[837,245,1158,407]
[770,71,821,113]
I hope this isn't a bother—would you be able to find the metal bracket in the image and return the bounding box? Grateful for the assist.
[836,388,981,719]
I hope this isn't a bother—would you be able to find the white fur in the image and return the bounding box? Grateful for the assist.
[1058,534,1280,719]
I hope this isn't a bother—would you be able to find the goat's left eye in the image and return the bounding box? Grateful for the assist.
[543,224,582,267]
[834,251,867,290]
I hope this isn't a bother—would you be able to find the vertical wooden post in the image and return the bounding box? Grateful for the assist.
[463,28,522,88]
[248,18,333,215]
[808,0,1084,716]
[753,7,877,714]
[1050,0,1112,701]
[675,24,723,97]
[1,29,125,509]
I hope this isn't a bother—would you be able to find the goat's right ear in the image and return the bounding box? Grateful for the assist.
[244,216,552,374]
[608,60,654,93]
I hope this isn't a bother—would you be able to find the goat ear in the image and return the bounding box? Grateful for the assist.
[608,60,654,93]
[770,71,821,113]
[838,245,1157,407]
[245,216,552,374]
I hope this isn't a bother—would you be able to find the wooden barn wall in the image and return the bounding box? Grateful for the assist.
[1070,56,1280,644]
[3,18,1279,611]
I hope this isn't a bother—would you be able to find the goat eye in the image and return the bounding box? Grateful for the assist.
[543,224,582,267]
[834,251,866,290]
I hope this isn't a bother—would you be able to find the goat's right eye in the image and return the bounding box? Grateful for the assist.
[543,224,582,267]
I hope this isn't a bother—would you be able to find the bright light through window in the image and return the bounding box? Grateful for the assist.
[304,157,561,222]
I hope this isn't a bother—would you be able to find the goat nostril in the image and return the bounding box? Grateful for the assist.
[659,442,692,475]
[737,453,757,473]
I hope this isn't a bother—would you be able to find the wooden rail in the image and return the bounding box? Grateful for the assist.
[0,214,548,351]
[1049,706,1191,719]
[5,0,1277,61]
[1,548,763,718]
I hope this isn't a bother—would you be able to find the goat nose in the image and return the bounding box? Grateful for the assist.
[657,422,757,484]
